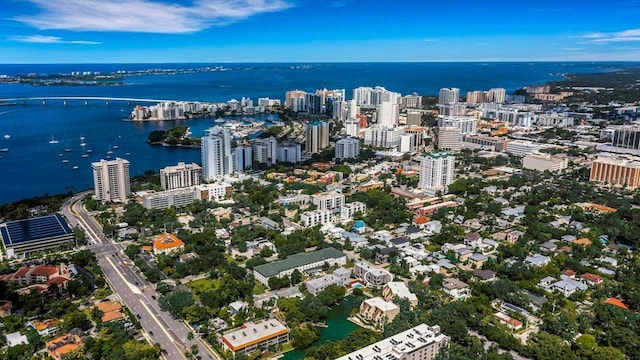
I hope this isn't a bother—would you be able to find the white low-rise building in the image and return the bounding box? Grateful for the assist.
[382,282,418,307]
[523,153,568,173]
[340,201,367,221]
[301,209,335,227]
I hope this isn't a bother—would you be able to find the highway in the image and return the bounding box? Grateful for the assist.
[62,193,220,360]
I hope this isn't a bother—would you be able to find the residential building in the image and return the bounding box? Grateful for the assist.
[219,319,290,358]
[0,214,75,259]
[463,134,509,152]
[523,153,568,173]
[5,331,28,347]
[202,127,234,180]
[364,125,403,148]
[141,187,197,209]
[46,334,82,360]
[376,101,399,128]
[285,90,306,112]
[340,201,367,221]
[312,191,345,212]
[590,153,640,189]
[301,209,334,227]
[276,141,302,163]
[275,194,310,207]
[382,282,418,307]
[335,324,449,360]
[335,137,360,159]
[159,162,202,191]
[95,301,124,323]
[442,278,470,300]
[152,233,185,255]
[252,136,278,165]
[524,254,550,267]
[305,120,329,154]
[345,119,360,137]
[253,248,347,286]
[91,158,131,203]
[403,94,423,109]
[234,145,253,171]
[406,111,423,126]
[305,268,350,296]
[354,262,393,286]
[439,88,460,105]
[438,116,477,135]
[359,297,400,326]
[418,152,455,196]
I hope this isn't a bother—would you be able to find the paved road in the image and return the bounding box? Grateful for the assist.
[62,194,220,360]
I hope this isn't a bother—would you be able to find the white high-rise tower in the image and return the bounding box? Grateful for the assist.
[92,158,131,203]
[418,152,455,196]
[201,127,234,181]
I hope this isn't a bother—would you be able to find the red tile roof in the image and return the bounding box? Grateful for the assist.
[604,297,629,310]
[30,266,58,276]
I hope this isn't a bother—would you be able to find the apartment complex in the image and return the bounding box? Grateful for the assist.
[305,120,329,154]
[201,127,234,180]
[219,319,290,357]
[335,324,449,360]
[253,248,346,286]
[91,158,131,203]
[159,162,202,191]
[358,297,400,326]
[335,137,360,159]
[418,152,455,196]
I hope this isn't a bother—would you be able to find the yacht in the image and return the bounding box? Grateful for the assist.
[62,159,69,163]
[72,165,79,170]
[3,134,9,139]
[0,148,8,152]
[59,153,64,157]
[49,135,59,144]
[112,145,119,149]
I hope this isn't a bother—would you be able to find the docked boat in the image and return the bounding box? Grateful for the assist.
[49,135,59,144]
[215,118,225,123]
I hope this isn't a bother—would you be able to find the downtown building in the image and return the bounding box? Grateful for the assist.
[364,125,403,148]
[335,137,360,159]
[305,120,329,154]
[159,162,202,191]
[91,158,131,203]
[201,127,234,180]
[277,141,302,163]
[252,136,278,165]
[418,152,455,196]
[376,101,399,128]
[234,145,253,171]
[590,153,640,189]
[285,90,306,112]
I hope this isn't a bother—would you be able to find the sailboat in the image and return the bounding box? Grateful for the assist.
[81,143,89,158]
[64,142,72,152]
[80,134,86,147]
[49,135,59,144]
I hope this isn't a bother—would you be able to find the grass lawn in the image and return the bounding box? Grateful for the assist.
[186,278,221,294]
[253,281,266,295]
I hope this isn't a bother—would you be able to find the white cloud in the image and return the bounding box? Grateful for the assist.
[14,0,292,34]
[581,28,640,43]
[10,34,101,44]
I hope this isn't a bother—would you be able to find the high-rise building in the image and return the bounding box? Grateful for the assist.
[305,93,322,115]
[353,86,374,107]
[345,120,360,137]
[160,162,202,191]
[234,145,253,171]
[438,116,477,135]
[487,88,506,104]
[376,101,398,128]
[402,94,422,109]
[437,127,462,152]
[438,88,460,105]
[92,158,131,203]
[407,111,422,126]
[285,90,306,112]
[466,91,485,104]
[335,137,360,159]
[418,152,455,196]
[201,127,234,181]
[347,99,358,119]
[305,120,329,154]
[364,126,403,148]
[277,141,302,163]
[252,136,278,165]
[611,126,640,151]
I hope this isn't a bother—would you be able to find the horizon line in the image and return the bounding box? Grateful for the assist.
[2,60,640,65]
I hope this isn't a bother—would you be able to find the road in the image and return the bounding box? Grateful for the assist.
[62,193,220,360]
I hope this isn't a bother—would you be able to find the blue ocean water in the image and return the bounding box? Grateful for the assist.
[0,62,634,204]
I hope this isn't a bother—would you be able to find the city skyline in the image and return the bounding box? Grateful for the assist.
[1,0,639,63]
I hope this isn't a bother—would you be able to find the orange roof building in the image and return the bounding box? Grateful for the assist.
[46,334,82,360]
[153,233,185,255]
[604,297,629,310]
[95,301,124,323]
[573,238,591,246]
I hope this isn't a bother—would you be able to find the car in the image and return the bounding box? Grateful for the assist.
[151,295,156,300]
[161,349,168,355]
[134,281,139,286]
[136,314,141,320]
[149,331,154,336]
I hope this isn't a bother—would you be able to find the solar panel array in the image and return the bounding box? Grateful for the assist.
[1,214,72,245]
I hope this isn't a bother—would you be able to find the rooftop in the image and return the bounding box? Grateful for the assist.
[254,248,345,278]
[1,214,73,246]
[221,319,289,351]
[153,233,185,250]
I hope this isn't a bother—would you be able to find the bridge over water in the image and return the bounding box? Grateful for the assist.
[0,96,182,106]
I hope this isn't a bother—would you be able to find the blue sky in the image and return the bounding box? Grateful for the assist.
[1,0,640,63]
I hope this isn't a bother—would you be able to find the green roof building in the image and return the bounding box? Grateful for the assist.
[253,247,347,287]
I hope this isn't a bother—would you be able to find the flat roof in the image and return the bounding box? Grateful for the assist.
[221,320,289,351]
[1,214,72,247]
[254,248,346,278]
[336,323,448,360]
